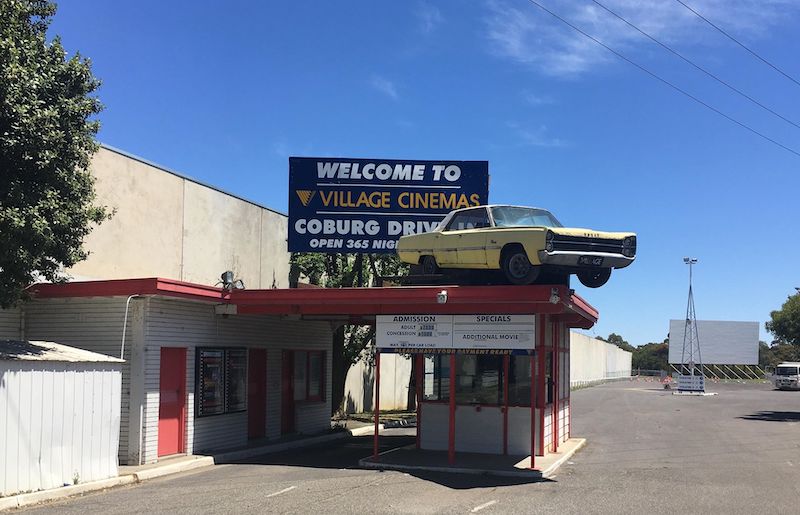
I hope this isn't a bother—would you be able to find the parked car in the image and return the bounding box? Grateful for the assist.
[396,205,636,287]
[773,362,800,390]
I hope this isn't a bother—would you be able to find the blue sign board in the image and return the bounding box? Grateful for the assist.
[288,157,489,253]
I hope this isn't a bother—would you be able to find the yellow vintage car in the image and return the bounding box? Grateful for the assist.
[396,205,636,287]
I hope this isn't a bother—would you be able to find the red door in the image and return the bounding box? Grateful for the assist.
[281,351,295,434]
[248,349,267,439]
[158,347,186,457]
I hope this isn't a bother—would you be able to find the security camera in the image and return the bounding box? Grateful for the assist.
[436,290,448,304]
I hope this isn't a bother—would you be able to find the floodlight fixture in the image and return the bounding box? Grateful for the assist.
[436,290,448,304]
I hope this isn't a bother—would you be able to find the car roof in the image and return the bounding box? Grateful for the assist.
[451,204,551,213]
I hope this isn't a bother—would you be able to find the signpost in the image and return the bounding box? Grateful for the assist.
[288,157,489,253]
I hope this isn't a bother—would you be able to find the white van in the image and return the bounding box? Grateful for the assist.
[773,362,800,390]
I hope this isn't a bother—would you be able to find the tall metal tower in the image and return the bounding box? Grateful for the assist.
[679,257,704,391]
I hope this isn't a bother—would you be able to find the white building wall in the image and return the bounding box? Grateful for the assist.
[142,297,332,463]
[0,362,121,496]
[67,146,290,289]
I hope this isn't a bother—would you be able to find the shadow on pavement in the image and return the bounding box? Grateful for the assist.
[383,469,553,489]
[739,411,800,422]
[231,435,415,469]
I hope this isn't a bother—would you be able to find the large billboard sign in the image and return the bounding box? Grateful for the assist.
[667,320,759,365]
[288,157,489,253]
[376,314,536,352]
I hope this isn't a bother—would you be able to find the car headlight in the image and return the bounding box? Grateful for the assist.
[622,236,636,257]
[545,230,554,252]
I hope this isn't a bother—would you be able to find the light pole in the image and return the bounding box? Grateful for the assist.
[680,257,704,390]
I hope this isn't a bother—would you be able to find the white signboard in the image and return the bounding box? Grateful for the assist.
[376,315,453,349]
[676,374,705,392]
[668,320,759,365]
[376,314,536,350]
[452,315,536,350]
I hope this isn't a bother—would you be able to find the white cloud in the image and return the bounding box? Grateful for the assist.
[370,75,399,100]
[485,0,800,77]
[416,2,443,33]
[508,121,567,147]
[523,91,555,106]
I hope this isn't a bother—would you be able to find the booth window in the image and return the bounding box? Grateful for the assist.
[508,355,532,406]
[423,354,450,401]
[293,350,325,402]
[424,354,535,406]
[455,355,502,404]
[196,347,248,417]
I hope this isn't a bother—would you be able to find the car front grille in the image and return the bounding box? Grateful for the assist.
[551,235,627,254]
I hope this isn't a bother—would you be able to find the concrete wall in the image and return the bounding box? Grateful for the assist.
[67,146,290,288]
[570,332,632,387]
[0,361,121,496]
[342,352,412,413]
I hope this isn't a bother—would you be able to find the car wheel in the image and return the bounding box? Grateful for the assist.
[420,255,439,275]
[577,268,612,288]
[501,247,540,285]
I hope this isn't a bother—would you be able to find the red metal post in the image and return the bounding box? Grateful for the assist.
[448,353,456,465]
[552,321,559,453]
[538,315,546,457]
[530,350,536,469]
[415,353,423,450]
[503,354,509,455]
[373,351,381,460]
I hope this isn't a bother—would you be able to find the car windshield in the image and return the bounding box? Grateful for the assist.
[776,366,799,376]
[491,206,563,228]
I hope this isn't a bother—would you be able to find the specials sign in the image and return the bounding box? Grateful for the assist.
[376,314,536,351]
[288,157,489,253]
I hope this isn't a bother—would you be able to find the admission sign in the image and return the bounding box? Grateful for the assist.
[376,314,536,352]
[288,157,489,253]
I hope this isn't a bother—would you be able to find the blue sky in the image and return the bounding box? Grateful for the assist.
[51,0,800,346]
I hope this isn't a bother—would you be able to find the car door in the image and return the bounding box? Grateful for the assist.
[435,209,489,267]
[456,208,491,266]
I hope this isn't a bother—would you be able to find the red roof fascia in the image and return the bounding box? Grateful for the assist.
[28,278,229,302]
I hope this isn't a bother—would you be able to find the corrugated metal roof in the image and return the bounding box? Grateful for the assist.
[0,340,125,363]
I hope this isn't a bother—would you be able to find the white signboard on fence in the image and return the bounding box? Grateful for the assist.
[452,315,536,350]
[376,314,536,350]
[376,315,453,349]
[676,374,705,392]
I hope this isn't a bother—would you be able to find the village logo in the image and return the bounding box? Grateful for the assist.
[295,190,316,206]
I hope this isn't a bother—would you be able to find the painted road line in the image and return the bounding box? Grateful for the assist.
[471,500,498,512]
[265,486,297,498]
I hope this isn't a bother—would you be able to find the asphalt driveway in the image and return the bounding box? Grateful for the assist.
[20,380,800,514]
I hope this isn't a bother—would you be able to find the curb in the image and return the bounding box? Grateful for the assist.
[0,475,137,512]
[132,456,215,481]
[540,438,586,478]
[349,424,383,437]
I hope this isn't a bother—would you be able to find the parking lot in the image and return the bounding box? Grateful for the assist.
[22,380,800,514]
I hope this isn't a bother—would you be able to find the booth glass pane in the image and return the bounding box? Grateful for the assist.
[423,354,450,401]
[455,355,502,404]
[509,355,532,406]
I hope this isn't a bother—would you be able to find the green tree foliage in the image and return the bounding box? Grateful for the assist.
[759,341,800,367]
[290,252,410,414]
[632,340,669,372]
[0,0,107,307]
[766,293,800,346]
[597,332,636,353]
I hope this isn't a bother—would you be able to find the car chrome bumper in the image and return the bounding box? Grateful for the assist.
[538,250,635,268]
